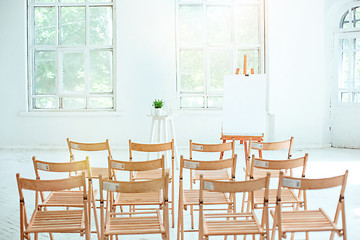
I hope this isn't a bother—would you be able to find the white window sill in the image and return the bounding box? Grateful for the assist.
[174,109,222,116]
[18,111,125,117]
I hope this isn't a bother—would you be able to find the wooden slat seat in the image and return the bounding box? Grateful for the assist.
[89,167,109,179]
[105,211,164,235]
[27,210,85,233]
[115,191,162,205]
[193,169,229,181]
[183,190,231,205]
[204,212,265,236]
[254,189,300,207]
[40,191,84,207]
[279,209,338,233]
[133,168,163,180]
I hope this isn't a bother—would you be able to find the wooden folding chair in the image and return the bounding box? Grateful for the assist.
[32,156,100,240]
[67,138,112,179]
[271,171,348,240]
[190,140,235,184]
[199,173,271,240]
[108,155,165,212]
[99,173,170,240]
[129,139,175,227]
[243,154,308,214]
[16,173,90,240]
[245,137,294,180]
[177,155,237,240]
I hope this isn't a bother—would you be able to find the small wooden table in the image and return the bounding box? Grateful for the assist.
[220,133,264,161]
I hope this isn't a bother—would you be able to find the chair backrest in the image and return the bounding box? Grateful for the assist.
[180,155,237,180]
[247,137,294,163]
[33,156,91,179]
[249,154,308,179]
[108,155,165,180]
[67,138,112,162]
[17,173,87,208]
[190,140,234,159]
[129,139,174,159]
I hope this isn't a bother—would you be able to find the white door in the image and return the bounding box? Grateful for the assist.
[331,30,360,148]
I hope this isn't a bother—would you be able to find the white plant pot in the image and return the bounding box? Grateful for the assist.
[154,108,165,116]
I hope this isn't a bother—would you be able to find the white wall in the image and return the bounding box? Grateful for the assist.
[0,0,330,149]
[267,0,329,147]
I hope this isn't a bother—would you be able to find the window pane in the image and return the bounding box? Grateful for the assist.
[90,50,113,93]
[209,50,232,92]
[341,52,352,88]
[339,92,350,103]
[179,6,203,43]
[34,51,56,94]
[34,7,56,45]
[356,52,360,88]
[207,6,232,44]
[89,0,112,2]
[341,10,350,29]
[89,7,113,45]
[61,7,85,45]
[354,92,360,103]
[342,39,350,50]
[34,0,56,3]
[62,52,85,93]
[236,6,259,45]
[207,96,222,108]
[180,96,204,108]
[34,97,57,109]
[180,50,204,92]
[89,97,113,109]
[63,98,86,109]
[238,49,259,74]
[60,0,85,2]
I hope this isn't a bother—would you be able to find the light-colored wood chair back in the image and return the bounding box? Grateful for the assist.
[180,155,237,180]
[108,155,165,179]
[249,153,308,180]
[190,140,234,159]
[67,138,112,162]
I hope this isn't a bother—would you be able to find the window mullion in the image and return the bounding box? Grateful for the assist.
[85,5,90,110]
[203,2,208,108]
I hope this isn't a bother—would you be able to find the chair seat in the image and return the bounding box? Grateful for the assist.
[133,168,171,180]
[26,210,84,233]
[253,168,282,179]
[203,212,265,236]
[254,188,301,207]
[183,189,230,206]
[114,191,163,205]
[279,209,338,233]
[40,191,84,207]
[105,211,165,235]
[89,167,109,179]
[193,169,229,181]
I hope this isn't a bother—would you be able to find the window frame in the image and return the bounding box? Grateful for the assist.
[175,0,265,110]
[27,0,116,112]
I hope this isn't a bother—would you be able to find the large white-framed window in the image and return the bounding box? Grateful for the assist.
[27,0,115,111]
[176,0,265,109]
[337,6,360,104]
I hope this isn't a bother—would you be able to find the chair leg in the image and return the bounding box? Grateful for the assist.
[91,188,101,240]
[191,205,194,229]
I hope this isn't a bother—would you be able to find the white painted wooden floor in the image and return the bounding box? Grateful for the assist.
[1,147,359,240]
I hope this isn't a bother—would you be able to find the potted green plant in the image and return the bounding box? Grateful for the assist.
[152,99,165,116]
